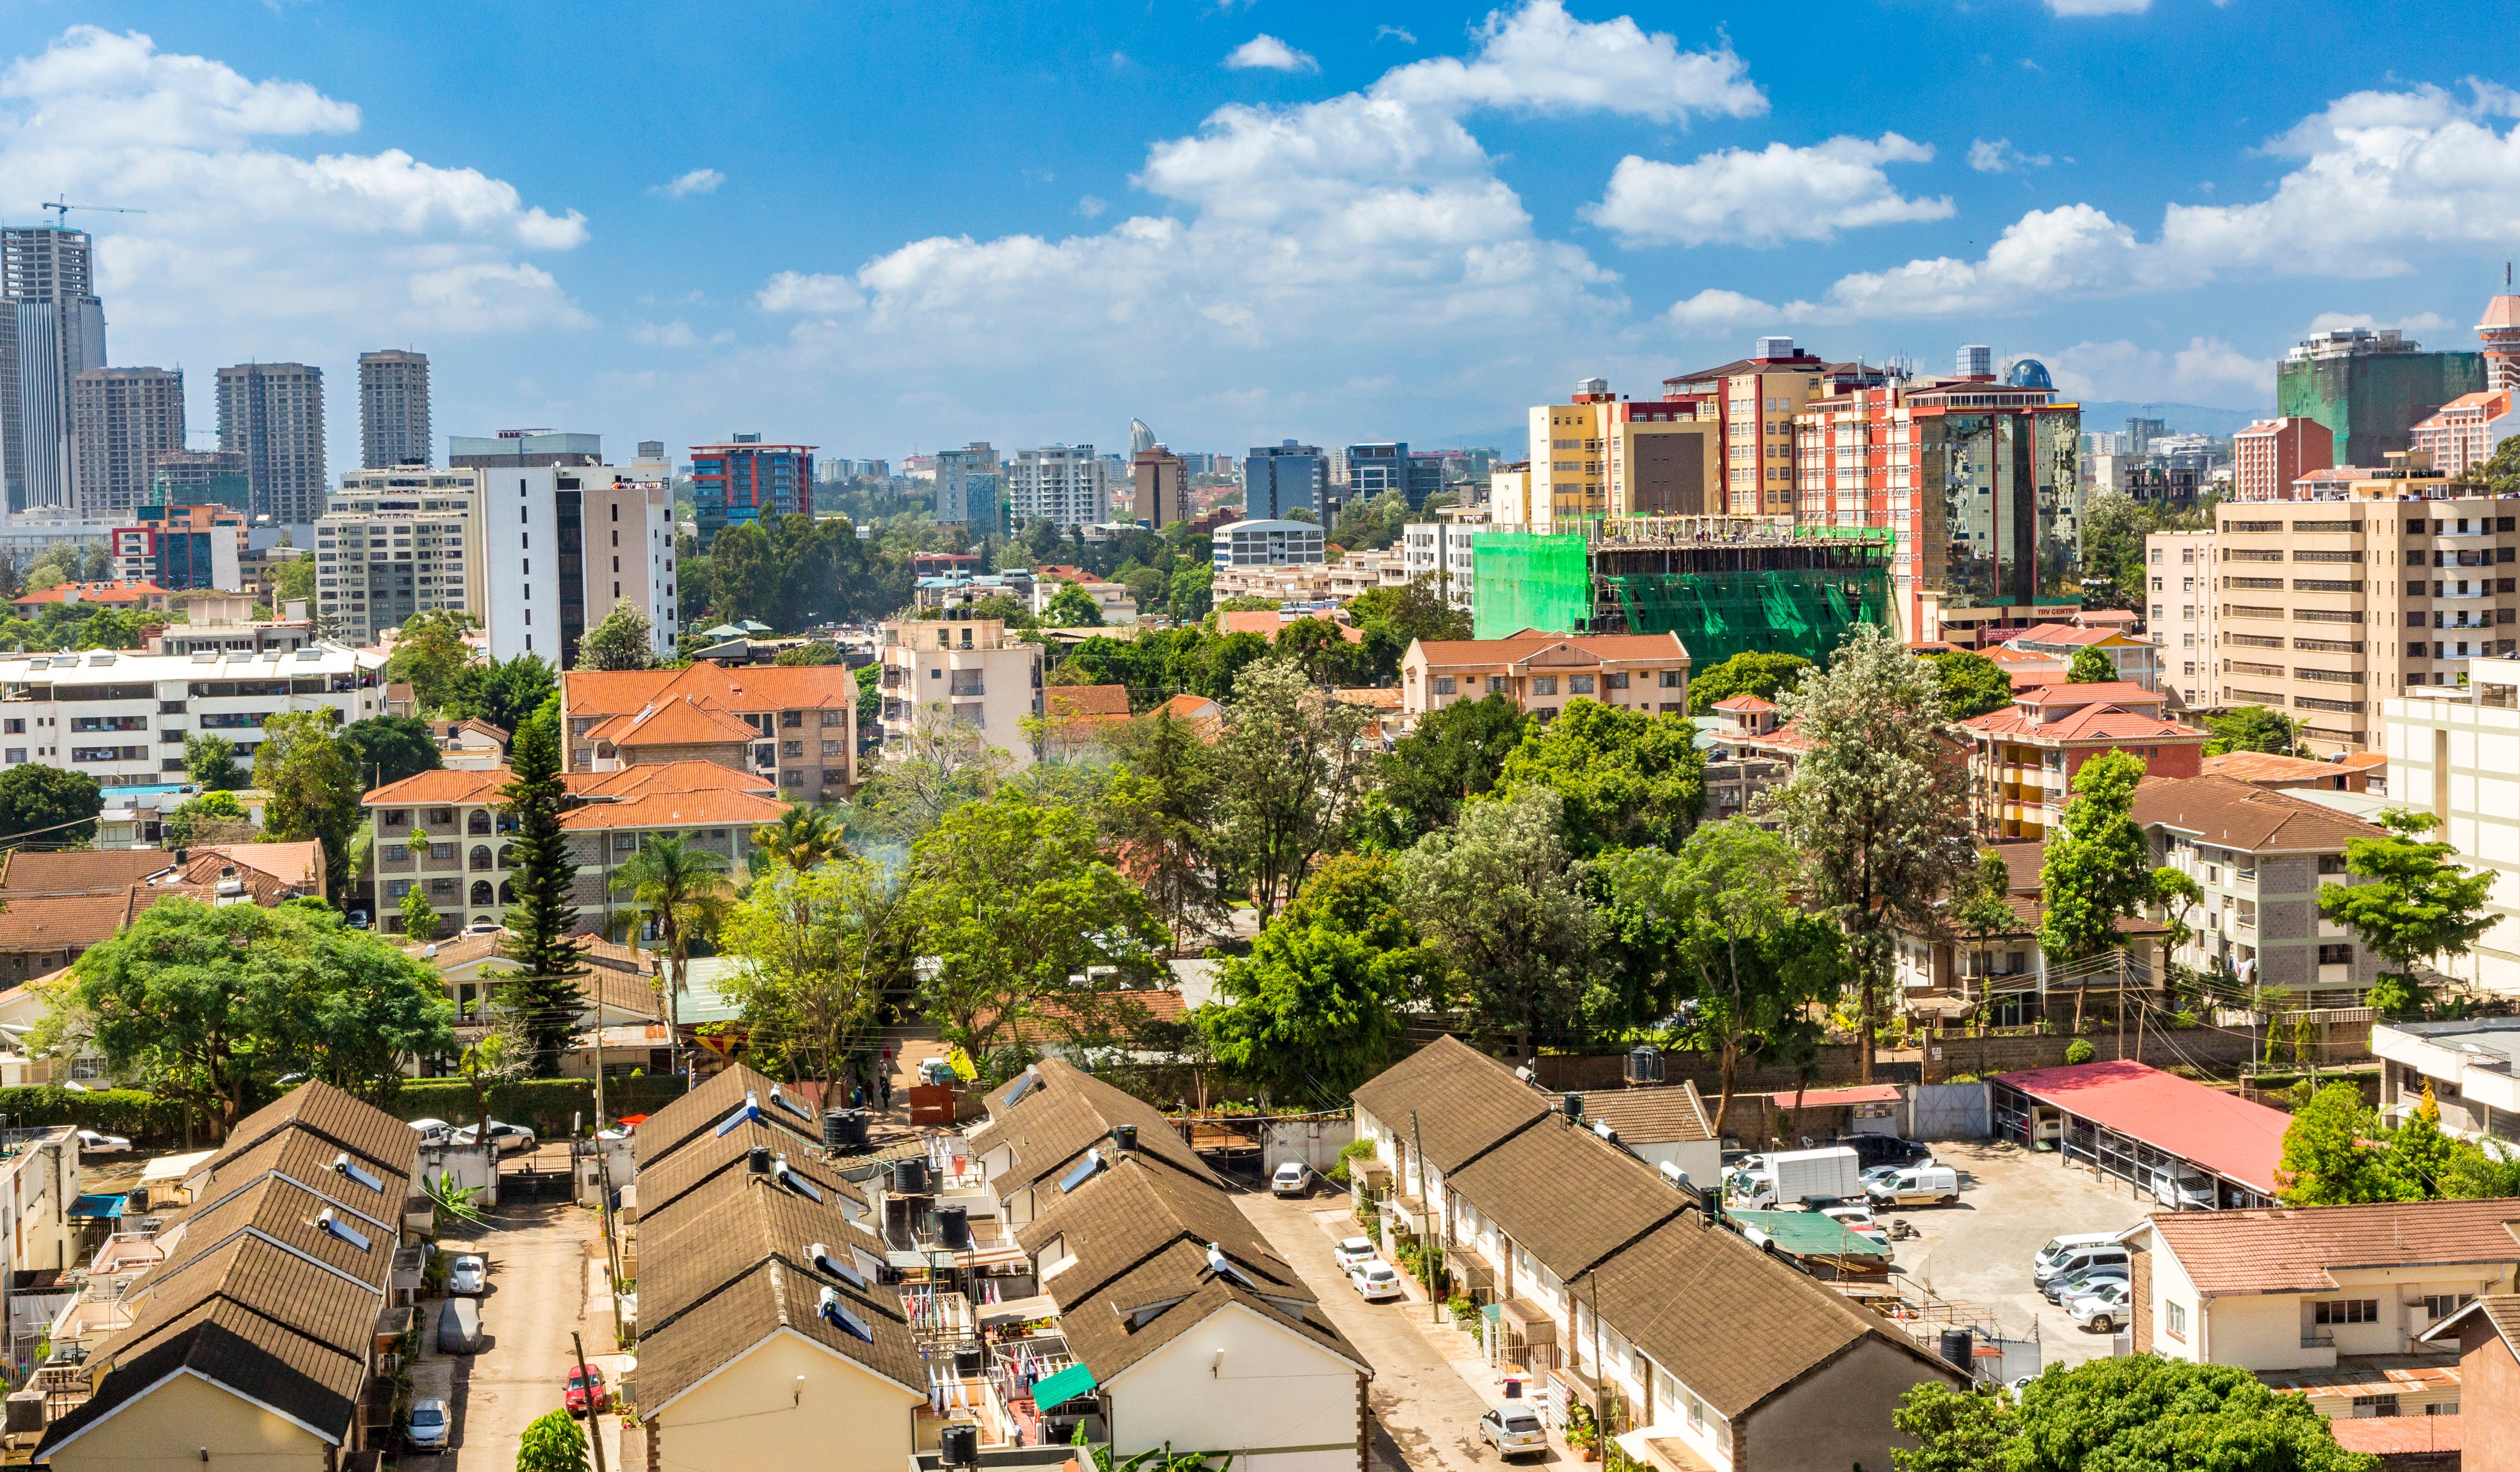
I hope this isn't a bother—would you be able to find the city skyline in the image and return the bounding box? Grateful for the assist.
[2,2,2517,466]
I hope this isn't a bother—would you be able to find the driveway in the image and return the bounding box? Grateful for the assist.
[1237,1188,1565,1472]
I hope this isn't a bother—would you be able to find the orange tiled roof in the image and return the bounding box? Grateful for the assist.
[1151,693,1223,741]
[585,696,759,748]
[563,661,858,720]
[564,761,777,799]
[2199,750,2357,785]
[362,767,515,808]
[554,788,792,832]
[1412,630,1688,667]
[1043,685,1132,720]
[12,580,169,607]
[2013,681,2163,708]
[190,841,324,890]
[1710,695,1775,712]
[1963,703,2198,744]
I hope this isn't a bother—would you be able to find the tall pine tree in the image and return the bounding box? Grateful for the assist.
[496,704,589,1073]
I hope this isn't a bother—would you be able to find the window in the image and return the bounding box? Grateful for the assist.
[2,720,18,735]
[2319,944,2352,965]
[1606,672,1629,690]
[783,770,804,786]
[782,711,803,728]
[1433,676,1457,695]
[2165,1301,2186,1339]
[1659,670,1684,688]
[2350,1395,2400,1418]
[1570,674,1595,694]
[1532,676,1557,695]
[821,709,845,727]
[2314,1299,2380,1325]
[1687,1393,1706,1430]
[1487,675,1508,693]
[783,740,804,758]
[822,740,842,757]
[429,843,455,861]
[2424,1294,2474,1319]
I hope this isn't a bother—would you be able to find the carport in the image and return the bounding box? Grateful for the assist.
[1990,1060,2286,1209]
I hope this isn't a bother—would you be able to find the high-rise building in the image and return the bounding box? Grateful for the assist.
[216,362,328,528]
[1342,443,1412,506]
[1664,340,1892,518]
[70,367,184,520]
[2144,528,2217,709]
[473,463,676,663]
[690,435,813,546]
[1500,380,1719,531]
[1242,441,1325,523]
[1128,418,1156,455]
[2481,292,2520,393]
[2277,327,2483,469]
[1792,360,2081,639]
[1957,344,1993,379]
[1131,446,1186,529]
[2232,416,2334,502]
[357,349,432,468]
[449,430,601,469]
[317,468,485,647]
[2123,417,2167,455]
[112,502,245,592]
[1408,451,1448,506]
[1006,444,1107,528]
[148,449,250,512]
[2409,392,2516,478]
[934,443,1004,531]
[1,225,106,512]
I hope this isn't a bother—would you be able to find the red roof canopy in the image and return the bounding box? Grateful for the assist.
[1769,1084,1902,1108]
[1994,1060,2289,1194]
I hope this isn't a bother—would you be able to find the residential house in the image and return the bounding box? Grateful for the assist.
[1961,683,2207,839]
[875,618,1046,770]
[2002,623,2163,692]
[1699,697,1797,823]
[2199,750,2373,794]
[2124,1198,2520,1416]
[429,717,508,769]
[414,929,668,1078]
[2134,775,2392,1007]
[2420,1296,2516,1465]
[1350,1038,1963,1472]
[1552,1082,1720,1186]
[1891,841,2167,1029]
[1150,693,1223,742]
[1400,631,1690,724]
[1041,684,1134,761]
[8,581,172,619]
[2371,1017,2520,1140]
[0,841,326,985]
[562,660,860,798]
[35,1082,421,1469]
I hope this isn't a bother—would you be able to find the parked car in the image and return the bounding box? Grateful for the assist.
[454,1120,537,1155]
[407,1396,451,1451]
[2149,1169,2218,1211]
[565,1363,607,1417]
[1479,1407,1548,1460]
[463,918,501,936]
[1270,1161,1314,1197]
[1834,1136,1932,1171]
[74,1129,130,1155]
[1816,1202,1888,1239]
[1865,1164,1962,1209]
[2033,1239,2127,1290]
[448,1254,488,1296]
[2044,1264,2128,1305]
[2066,1280,2132,1333]
[1334,1237,1379,1272]
[1349,1261,1405,1302]
[436,1297,482,1355]
[408,1117,455,1145]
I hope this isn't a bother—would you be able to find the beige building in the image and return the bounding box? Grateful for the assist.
[70,366,185,519]
[562,661,860,798]
[1211,549,1409,607]
[1400,631,1689,722]
[1131,446,1188,528]
[2146,528,2218,708]
[877,618,1045,768]
[2382,659,2520,995]
[317,466,484,645]
[1502,380,1718,531]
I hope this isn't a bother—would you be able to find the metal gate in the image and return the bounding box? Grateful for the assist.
[1911,1084,1991,1141]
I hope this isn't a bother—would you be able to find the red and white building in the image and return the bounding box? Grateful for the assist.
[2409,390,2518,478]
[1961,682,2206,839]
[2232,416,2334,502]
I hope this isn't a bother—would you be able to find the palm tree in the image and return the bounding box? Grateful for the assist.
[609,835,734,1080]
[752,802,847,876]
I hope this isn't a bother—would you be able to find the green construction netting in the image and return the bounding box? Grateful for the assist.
[1603,567,1893,667]
[1472,531,1592,640]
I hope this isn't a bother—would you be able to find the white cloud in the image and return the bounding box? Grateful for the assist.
[1225,35,1318,73]
[1076,195,1108,218]
[1375,0,1764,123]
[2306,310,2449,337]
[755,270,863,314]
[1585,133,1950,247]
[1685,81,2520,324]
[1968,137,2050,173]
[1377,26,1418,45]
[1663,288,1787,337]
[2032,336,2271,407]
[654,167,723,198]
[0,26,588,351]
[2043,0,2151,15]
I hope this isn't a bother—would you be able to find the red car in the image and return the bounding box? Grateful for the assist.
[565,1364,607,1417]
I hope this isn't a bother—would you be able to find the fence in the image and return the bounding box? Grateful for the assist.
[1911,1083,1993,1140]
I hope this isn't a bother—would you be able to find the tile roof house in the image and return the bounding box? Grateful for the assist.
[1350,1037,1961,1472]
[0,841,328,991]
[9,579,172,617]
[2199,750,2373,794]
[2124,1198,2520,1405]
[561,660,860,799]
[1401,631,1690,725]
[1962,682,2207,840]
[2420,1294,2516,1465]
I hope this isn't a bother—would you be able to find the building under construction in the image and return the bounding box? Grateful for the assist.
[1472,518,1895,666]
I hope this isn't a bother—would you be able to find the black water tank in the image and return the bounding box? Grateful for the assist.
[824,1109,869,1150]
[940,1423,980,1467]
[953,1342,984,1377]
[1112,1123,1138,1154]
[892,1157,929,1195]
[938,1205,971,1250]
[1938,1329,1974,1373]
[1563,1093,1584,1123]
[747,1145,772,1175]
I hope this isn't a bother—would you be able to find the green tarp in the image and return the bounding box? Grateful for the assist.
[1725,1209,1887,1259]
[1029,1360,1097,1409]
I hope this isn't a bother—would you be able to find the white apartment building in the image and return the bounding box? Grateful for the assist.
[1006,444,1108,528]
[479,463,677,665]
[0,644,387,789]
[1403,508,1486,611]
[875,618,1043,769]
[317,468,484,647]
[2146,528,2217,708]
[1212,518,1325,569]
[2384,660,2520,995]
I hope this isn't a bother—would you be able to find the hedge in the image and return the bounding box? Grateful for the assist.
[389,1075,695,1137]
[0,1087,186,1143]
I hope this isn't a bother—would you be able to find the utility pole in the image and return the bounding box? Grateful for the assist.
[572,1329,610,1472]
[1410,1111,1436,1324]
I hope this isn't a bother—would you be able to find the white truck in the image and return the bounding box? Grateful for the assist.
[1726,1145,1863,1209]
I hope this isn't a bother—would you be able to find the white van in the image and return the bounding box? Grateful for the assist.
[1865,1164,1961,1208]
[2148,1169,2217,1211]
[2035,1241,2129,1290]
[2030,1232,2118,1285]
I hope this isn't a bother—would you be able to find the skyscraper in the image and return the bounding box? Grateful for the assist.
[1242,441,1325,522]
[71,367,184,518]
[690,435,814,546]
[358,349,432,468]
[2276,327,2483,468]
[217,363,329,528]
[1128,418,1156,455]
[1132,446,1186,529]
[1006,445,1107,528]
[934,443,1003,531]
[2,226,107,513]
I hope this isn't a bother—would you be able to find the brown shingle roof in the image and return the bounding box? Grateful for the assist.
[2419,1292,2520,1356]
[40,1295,368,1457]
[0,891,135,953]
[2143,1198,2520,1296]
[968,1057,1214,1197]
[0,848,170,894]
[1350,1035,1550,1175]
[635,1117,866,1229]
[201,1081,422,1195]
[143,1172,397,1298]
[634,1063,827,1172]
[2200,750,2361,786]
[2131,774,2388,855]
[1558,1082,1715,1146]
[1448,1119,1689,1281]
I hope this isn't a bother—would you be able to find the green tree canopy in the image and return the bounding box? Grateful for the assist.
[1495,699,1705,857]
[720,855,903,1095]
[1215,659,1374,921]
[2319,810,2497,1017]
[610,833,734,1077]
[2277,1081,2404,1206]
[1684,651,1811,715]
[184,732,244,792]
[254,710,363,894]
[383,609,478,713]
[339,716,443,790]
[444,654,558,736]
[1043,581,1106,627]
[2203,704,2300,757]
[516,1405,591,1472]
[2038,750,2152,966]
[1897,1357,2375,1472]
[1201,905,1416,1108]
[1924,649,2015,720]
[2065,645,2117,683]
[1372,692,1527,843]
[0,763,103,846]
[1103,708,1224,952]
[162,789,252,849]
[576,598,659,670]
[1399,785,1598,1053]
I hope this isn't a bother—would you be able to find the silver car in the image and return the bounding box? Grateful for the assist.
[1349,1261,1406,1302]
[407,1395,451,1451]
[1480,1407,1547,1460]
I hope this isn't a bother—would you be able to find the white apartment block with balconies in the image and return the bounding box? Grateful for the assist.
[317,468,483,646]
[2146,528,2218,709]
[876,619,1044,769]
[1006,445,1109,528]
[2384,659,2520,997]
[0,645,386,791]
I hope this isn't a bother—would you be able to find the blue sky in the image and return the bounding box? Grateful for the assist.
[3,0,2517,465]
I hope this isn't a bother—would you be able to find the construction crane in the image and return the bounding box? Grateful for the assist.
[38,197,146,228]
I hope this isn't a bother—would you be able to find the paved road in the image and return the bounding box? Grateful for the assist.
[1236,1189,1570,1472]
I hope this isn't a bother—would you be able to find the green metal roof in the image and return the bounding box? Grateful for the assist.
[1725,1209,1886,1259]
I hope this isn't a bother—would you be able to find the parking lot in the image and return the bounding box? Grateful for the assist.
[1894,1137,2160,1366]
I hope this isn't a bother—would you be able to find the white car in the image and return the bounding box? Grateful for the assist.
[1480,1407,1548,1460]
[74,1130,130,1155]
[447,1254,488,1296]
[2066,1280,2132,1333]
[1817,1203,1887,1239]
[453,1120,537,1155]
[408,1118,454,1145]
[1333,1237,1379,1273]
[1349,1261,1406,1302]
[1270,1161,1313,1197]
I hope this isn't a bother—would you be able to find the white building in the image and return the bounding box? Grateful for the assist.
[479,463,677,665]
[875,618,1044,769]
[1006,444,1109,528]
[2383,661,2520,995]
[1402,508,1486,612]
[1212,518,1325,570]
[2145,528,2217,709]
[0,644,388,789]
[317,468,484,647]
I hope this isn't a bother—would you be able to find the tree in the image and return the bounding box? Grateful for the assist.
[773,640,846,666]
[2151,865,2206,999]
[1495,699,1705,857]
[2038,750,2152,1033]
[1608,821,1844,1131]
[719,856,903,1098]
[1043,581,1105,626]
[516,1406,590,1472]
[1765,623,1974,1080]
[1104,708,1225,952]
[496,705,590,1074]
[1374,694,1527,842]
[852,715,1012,843]
[906,792,1165,1064]
[1899,1357,2372,1472]
[2320,810,2497,1018]
[1201,912,1412,1108]
[2278,1081,2403,1205]
[610,834,734,1079]
[339,716,443,790]
[1924,649,2015,720]
[2384,1085,2460,1200]
[1889,1382,2013,1472]
[2065,645,2116,684]
[576,598,659,670]
[0,764,102,847]
[162,790,253,849]
[1398,786,1598,1055]
[1214,659,1373,922]
[1684,651,1811,715]
[254,710,364,895]
[184,733,243,791]
[2076,491,2157,613]
[456,1013,527,1143]
[1950,850,2018,1010]
[2203,704,2300,757]
[445,653,559,736]
[751,803,847,876]
[1169,563,1215,622]
[52,898,452,1137]
[383,609,477,712]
